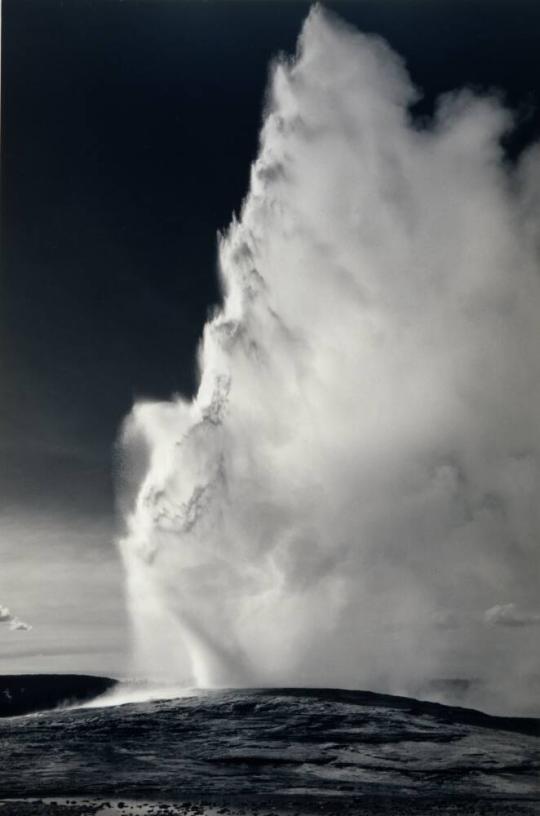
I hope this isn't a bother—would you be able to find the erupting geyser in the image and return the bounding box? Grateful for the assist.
[118,8,540,711]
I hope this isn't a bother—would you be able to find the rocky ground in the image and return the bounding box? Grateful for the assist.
[1,684,539,815]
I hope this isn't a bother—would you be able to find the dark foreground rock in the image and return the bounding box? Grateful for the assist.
[1,798,540,815]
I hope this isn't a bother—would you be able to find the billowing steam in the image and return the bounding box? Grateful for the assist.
[118,8,540,713]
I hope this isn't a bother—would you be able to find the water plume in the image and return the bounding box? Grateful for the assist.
[118,8,540,713]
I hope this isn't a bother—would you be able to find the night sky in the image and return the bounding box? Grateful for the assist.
[2,0,540,674]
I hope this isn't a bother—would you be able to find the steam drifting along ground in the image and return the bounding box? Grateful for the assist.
[118,8,540,713]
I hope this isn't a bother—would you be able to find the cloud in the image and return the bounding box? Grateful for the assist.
[117,7,540,711]
[9,618,33,632]
[0,604,32,632]
[484,603,540,628]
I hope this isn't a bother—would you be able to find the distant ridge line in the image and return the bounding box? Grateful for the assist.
[0,674,117,717]
[1,678,538,736]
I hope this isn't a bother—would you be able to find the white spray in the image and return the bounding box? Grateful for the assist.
[118,8,540,712]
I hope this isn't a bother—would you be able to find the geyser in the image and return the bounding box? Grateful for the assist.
[118,8,540,711]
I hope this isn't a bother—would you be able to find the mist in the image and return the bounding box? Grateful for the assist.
[118,8,540,715]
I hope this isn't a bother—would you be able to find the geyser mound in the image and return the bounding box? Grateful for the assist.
[118,8,540,712]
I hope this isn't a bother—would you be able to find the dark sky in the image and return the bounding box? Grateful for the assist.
[2,0,540,523]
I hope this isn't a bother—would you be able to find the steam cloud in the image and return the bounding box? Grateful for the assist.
[119,9,540,713]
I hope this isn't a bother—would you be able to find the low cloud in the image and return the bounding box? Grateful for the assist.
[484,603,540,628]
[9,618,32,632]
[0,604,32,632]
[0,605,11,622]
